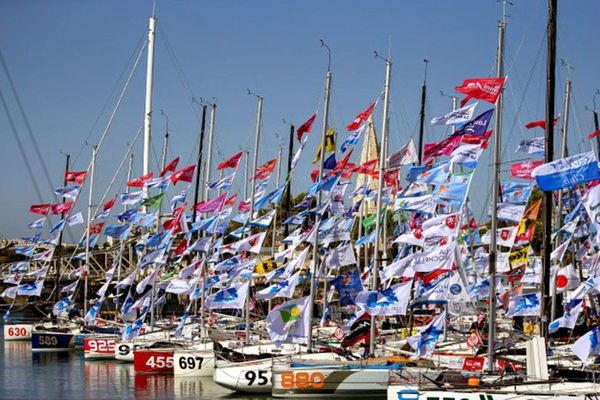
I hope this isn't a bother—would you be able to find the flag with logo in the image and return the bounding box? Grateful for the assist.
[408,311,446,358]
[266,295,311,347]
[355,280,411,316]
[532,152,600,191]
[205,281,249,310]
[455,77,505,106]
[431,102,478,125]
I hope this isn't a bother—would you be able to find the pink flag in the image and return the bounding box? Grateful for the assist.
[195,193,227,213]
[423,135,462,161]
[510,160,543,180]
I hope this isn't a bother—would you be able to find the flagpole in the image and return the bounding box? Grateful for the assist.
[142,15,156,187]
[192,101,207,225]
[369,53,391,357]
[541,0,557,341]
[84,145,97,321]
[245,91,263,345]
[308,41,332,352]
[486,6,505,373]
[55,152,70,301]
[243,150,250,200]
[417,60,428,165]
[203,103,217,206]
[283,121,295,242]
[272,143,283,257]
[159,110,169,224]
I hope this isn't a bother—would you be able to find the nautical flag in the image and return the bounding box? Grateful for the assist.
[54,184,80,200]
[549,299,583,333]
[85,297,104,325]
[532,152,600,191]
[455,77,505,106]
[340,123,367,153]
[121,314,146,341]
[52,296,72,316]
[355,280,411,316]
[394,194,436,214]
[29,204,51,215]
[506,293,541,317]
[132,211,156,227]
[324,244,356,270]
[4,273,23,285]
[16,280,44,297]
[571,325,600,363]
[331,270,364,306]
[117,208,139,223]
[501,182,533,204]
[170,164,196,184]
[510,160,543,180]
[452,109,495,137]
[65,170,87,185]
[555,264,580,293]
[481,225,518,248]
[22,233,41,243]
[165,278,198,295]
[266,295,311,347]
[525,116,558,129]
[449,143,482,168]
[28,217,46,229]
[89,222,105,235]
[139,247,167,268]
[408,311,446,358]
[208,172,236,191]
[15,246,34,257]
[495,203,526,223]
[187,237,212,253]
[582,185,600,232]
[205,281,249,310]
[231,232,267,254]
[141,192,164,209]
[48,219,65,234]
[121,191,144,205]
[515,136,545,154]
[413,163,450,185]
[103,224,131,240]
[253,159,277,180]
[11,262,29,274]
[413,242,456,273]
[128,172,153,187]
[347,101,376,131]
[174,304,191,339]
[423,135,462,161]
[218,151,243,170]
[195,193,227,213]
[249,209,276,229]
[312,129,336,163]
[431,102,478,125]
[1,286,18,299]
[170,187,189,211]
[296,113,317,142]
[256,271,301,300]
[388,138,418,167]
[136,267,161,294]
[66,212,83,227]
[61,280,78,293]
[50,202,73,215]
[355,230,377,246]
[145,176,170,190]
[589,128,600,139]
[323,153,337,170]
[160,156,180,177]
[26,265,49,278]
[414,273,451,305]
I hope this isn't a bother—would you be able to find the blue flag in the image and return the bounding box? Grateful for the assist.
[15,246,34,257]
[451,109,494,136]
[533,152,600,192]
[104,224,131,240]
[331,270,363,306]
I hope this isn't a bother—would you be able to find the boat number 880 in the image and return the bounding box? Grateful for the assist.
[280,372,325,389]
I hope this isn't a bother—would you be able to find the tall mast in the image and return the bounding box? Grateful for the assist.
[308,41,332,352]
[272,143,283,257]
[192,102,207,224]
[142,15,156,181]
[245,91,263,344]
[592,90,600,155]
[541,0,557,340]
[159,110,169,224]
[55,152,70,301]
[417,60,428,164]
[369,54,392,356]
[83,145,97,320]
[243,150,250,200]
[487,4,506,373]
[283,121,295,240]
[204,103,217,203]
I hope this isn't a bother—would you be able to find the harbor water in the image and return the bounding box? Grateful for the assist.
[0,323,268,400]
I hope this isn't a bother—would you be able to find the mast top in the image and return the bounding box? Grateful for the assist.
[320,40,332,72]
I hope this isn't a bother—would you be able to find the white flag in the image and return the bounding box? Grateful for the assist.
[380,253,414,282]
[408,311,446,358]
[61,280,78,293]
[165,278,198,295]
[231,232,267,254]
[16,280,44,297]
[481,225,518,248]
[26,265,49,278]
[549,300,583,333]
[205,280,249,310]
[387,138,418,168]
[136,268,161,294]
[582,185,600,232]
[431,102,477,125]
[66,212,84,226]
[266,295,311,347]
[256,271,301,300]
[324,244,356,270]
[413,242,456,273]
[422,213,460,239]
[354,280,412,316]
[571,326,600,363]
[394,194,436,214]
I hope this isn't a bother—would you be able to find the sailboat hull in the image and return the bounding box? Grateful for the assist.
[31,331,75,352]
[3,324,32,341]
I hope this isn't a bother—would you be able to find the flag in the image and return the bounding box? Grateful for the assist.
[347,101,376,131]
[120,191,144,205]
[330,271,363,307]
[256,271,301,300]
[510,160,543,180]
[135,267,161,294]
[16,280,44,297]
[555,264,580,293]
[324,244,356,269]
[89,222,104,235]
[422,213,460,239]
[29,204,51,215]
[533,152,600,191]
[502,182,533,204]
[127,172,153,187]
[588,129,600,139]
[218,151,243,170]
[145,176,169,190]
[249,209,276,229]
[408,311,446,358]
[160,156,180,177]
[524,199,542,221]
[423,135,462,161]
[121,314,146,341]
[451,109,495,137]
[515,136,545,155]
[388,138,418,167]
[4,273,23,285]
[266,296,311,347]
[355,280,411,316]
[65,171,87,184]
[431,102,478,125]
[1,286,18,299]
[394,194,436,214]
[225,194,237,207]
[174,305,191,339]
[52,296,72,316]
[323,153,337,170]
[28,217,46,229]
[207,172,236,190]
[253,159,277,180]
[205,281,249,309]
[571,325,600,362]
[61,281,78,293]
[85,298,104,325]
[296,113,317,142]
[15,246,34,257]
[354,159,378,175]
[195,193,227,213]
[48,219,65,234]
[525,116,558,129]
[549,300,583,333]
[141,192,164,209]
[54,184,80,200]
[506,293,541,317]
[103,224,131,240]
[481,225,518,248]
[139,248,167,268]
[170,164,196,184]
[455,77,506,106]
[413,242,456,273]
[231,232,267,254]
[165,278,198,295]
[495,203,526,223]
[340,123,367,153]
[582,185,600,232]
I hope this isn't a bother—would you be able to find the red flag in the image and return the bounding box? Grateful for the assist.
[29,204,51,215]
[170,165,196,184]
[327,150,354,178]
[218,151,243,170]
[173,238,188,256]
[514,225,535,245]
[346,101,376,131]
[341,162,357,179]
[462,130,493,149]
[51,202,74,215]
[89,222,104,235]
[510,160,543,180]
[163,205,186,233]
[225,194,237,207]
[127,172,153,187]
[589,128,600,139]
[296,113,317,142]
[424,135,462,161]
[353,159,378,175]
[253,159,277,180]
[159,156,180,177]
[103,196,117,212]
[525,116,558,130]
[455,77,506,107]
[310,168,320,183]
[238,200,251,213]
[65,171,87,185]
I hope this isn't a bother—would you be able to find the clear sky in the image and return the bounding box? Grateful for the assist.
[1,0,599,239]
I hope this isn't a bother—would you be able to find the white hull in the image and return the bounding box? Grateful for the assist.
[173,350,215,377]
[3,324,33,341]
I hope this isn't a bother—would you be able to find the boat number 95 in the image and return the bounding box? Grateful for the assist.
[38,336,58,346]
[280,372,325,389]
[245,370,268,386]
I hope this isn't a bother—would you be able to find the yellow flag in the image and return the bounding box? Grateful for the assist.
[517,219,527,235]
[509,246,529,267]
[255,258,277,274]
[312,129,336,164]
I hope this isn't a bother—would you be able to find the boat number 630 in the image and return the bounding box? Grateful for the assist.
[280,372,325,389]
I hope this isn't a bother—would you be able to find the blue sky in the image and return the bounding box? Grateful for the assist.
[1,0,599,239]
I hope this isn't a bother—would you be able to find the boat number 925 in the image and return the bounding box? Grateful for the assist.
[245,370,268,386]
[280,372,325,389]
[178,356,203,370]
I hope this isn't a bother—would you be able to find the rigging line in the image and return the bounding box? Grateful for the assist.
[0,85,44,202]
[0,48,55,195]
[72,29,148,167]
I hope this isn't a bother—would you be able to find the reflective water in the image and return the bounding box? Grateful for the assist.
[0,328,269,400]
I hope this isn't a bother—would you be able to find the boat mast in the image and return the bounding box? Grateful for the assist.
[283,121,295,241]
[142,15,156,185]
[272,143,283,256]
[83,145,97,320]
[417,60,429,164]
[592,90,600,155]
[369,53,391,357]
[55,152,70,301]
[204,103,217,204]
[192,100,207,224]
[541,0,557,340]
[245,91,263,345]
[159,110,169,224]
[307,41,332,352]
[487,2,506,373]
